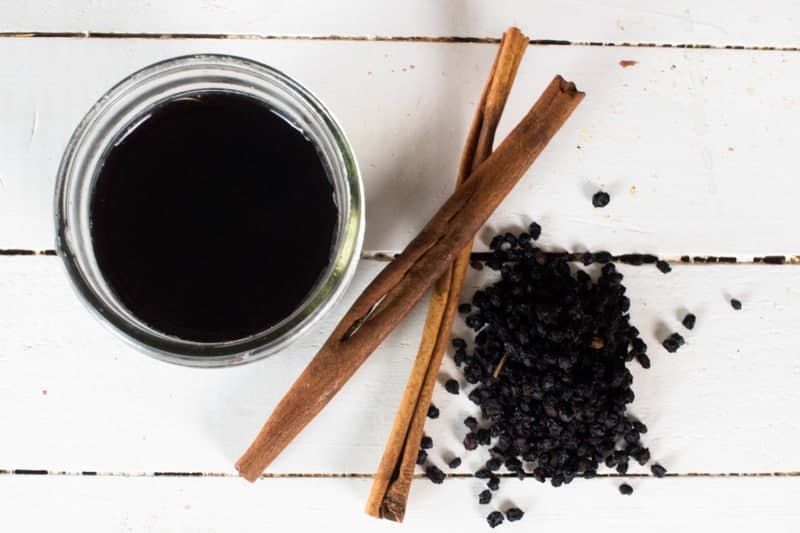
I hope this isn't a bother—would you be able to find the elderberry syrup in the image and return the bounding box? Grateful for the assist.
[90,91,338,343]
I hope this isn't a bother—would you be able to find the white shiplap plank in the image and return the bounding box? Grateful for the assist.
[2,1,800,47]
[0,38,799,255]
[0,257,798,474]
[1,475,799,533]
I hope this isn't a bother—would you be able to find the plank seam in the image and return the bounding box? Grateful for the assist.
[0,32,798,52]
[2,469,800,479]
[2,249,798,265]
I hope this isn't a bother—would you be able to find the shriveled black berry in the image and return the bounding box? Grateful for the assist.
[475,468,492,479]
[448,457,462,469]
[427,404,440,419]
[464,416,479,431]
[592,191,610,208]
[620,254,644,266]
[486,511,504,528]
[595,251,612,263]
[478,489,492,505]
[731,298,742,310]
[682,313,696,330]
[651,463,668,478]
[632,447,651,465]
[619,483,634,495]
[477,428,491,446]
[444,379,460,395]
[425,465,445,484]
[506,508,524,522]
[486,458,502,471]
[416,449,427,465]
[528,221,542,240]
[636,352,651,369]
[662,332,686,353]
[420,436,433,449]
[452,337,467,349]
[656,260,672,273]
[487,476,500,491]
[458,303,472,314]
[464,432,479,451]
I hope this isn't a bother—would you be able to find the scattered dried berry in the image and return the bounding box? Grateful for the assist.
[416,449,427,465]
[478,489,492,505]
[427,404,440,419]
[464,416,479,431]
[452,337,467,349]
[636,352,651,369]
[662,332,686,353]
[505,508,524,522]
[475,468,492,479]
[592,191,610,208]
[486,458,502,471]
[487,476,501,491]
[682,313,696,330]
[458,303,472,314]
[448,457,462,469]
[656,260,672,273]
[477,428,491,446]
[651,463,667,478]
[463,432,479,451]
[425,465,445,484]
[528,221,542,240]
[619,483,634,495]
[731,298,742,310]
[486,511,504,528]
[420,436,433,449]
[595,251,612,263]
[445,379,460,395]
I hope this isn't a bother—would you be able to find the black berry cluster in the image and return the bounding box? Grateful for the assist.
[449,223,667,525]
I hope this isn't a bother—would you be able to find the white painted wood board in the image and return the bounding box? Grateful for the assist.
[1,257,798,475]
[1,38,799,255]
[3,1,800,48]
[1,475,798,533]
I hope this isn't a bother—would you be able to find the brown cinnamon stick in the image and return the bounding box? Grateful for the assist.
[236,73,584,483]
[365,27,529,521]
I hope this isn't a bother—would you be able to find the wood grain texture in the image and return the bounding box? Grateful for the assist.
[1,475,799,533]
[1,257,799,475]
[0,39,798,254]
[2,1,800,48]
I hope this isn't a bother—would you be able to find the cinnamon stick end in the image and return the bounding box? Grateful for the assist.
[556,75,586,99]
[234,457,263,483]
[381,499,407,523]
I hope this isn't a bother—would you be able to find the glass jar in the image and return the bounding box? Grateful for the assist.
[54,54,364,367]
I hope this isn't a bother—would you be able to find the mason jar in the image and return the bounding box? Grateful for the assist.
[54,54,364,367]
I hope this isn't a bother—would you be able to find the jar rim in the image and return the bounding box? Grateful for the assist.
[54,54,364,367]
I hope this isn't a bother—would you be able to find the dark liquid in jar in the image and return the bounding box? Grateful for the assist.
[90,91,338,343]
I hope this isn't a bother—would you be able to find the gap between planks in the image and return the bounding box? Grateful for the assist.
[0,32,799,53]
[2,249,798,265]
[2,469,800,479]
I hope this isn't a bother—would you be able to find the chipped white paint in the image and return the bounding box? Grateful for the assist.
[3,1,800,48]
[2,475,800,532]
[1,39,800,255]
[0,258,798,475]
[1,2,800,530]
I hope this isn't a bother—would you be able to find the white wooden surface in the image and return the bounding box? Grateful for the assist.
[1,1,800,531]
[3,38,800,256]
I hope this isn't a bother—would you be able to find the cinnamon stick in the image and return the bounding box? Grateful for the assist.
[236,74,585,483]
[365,27,529,521]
